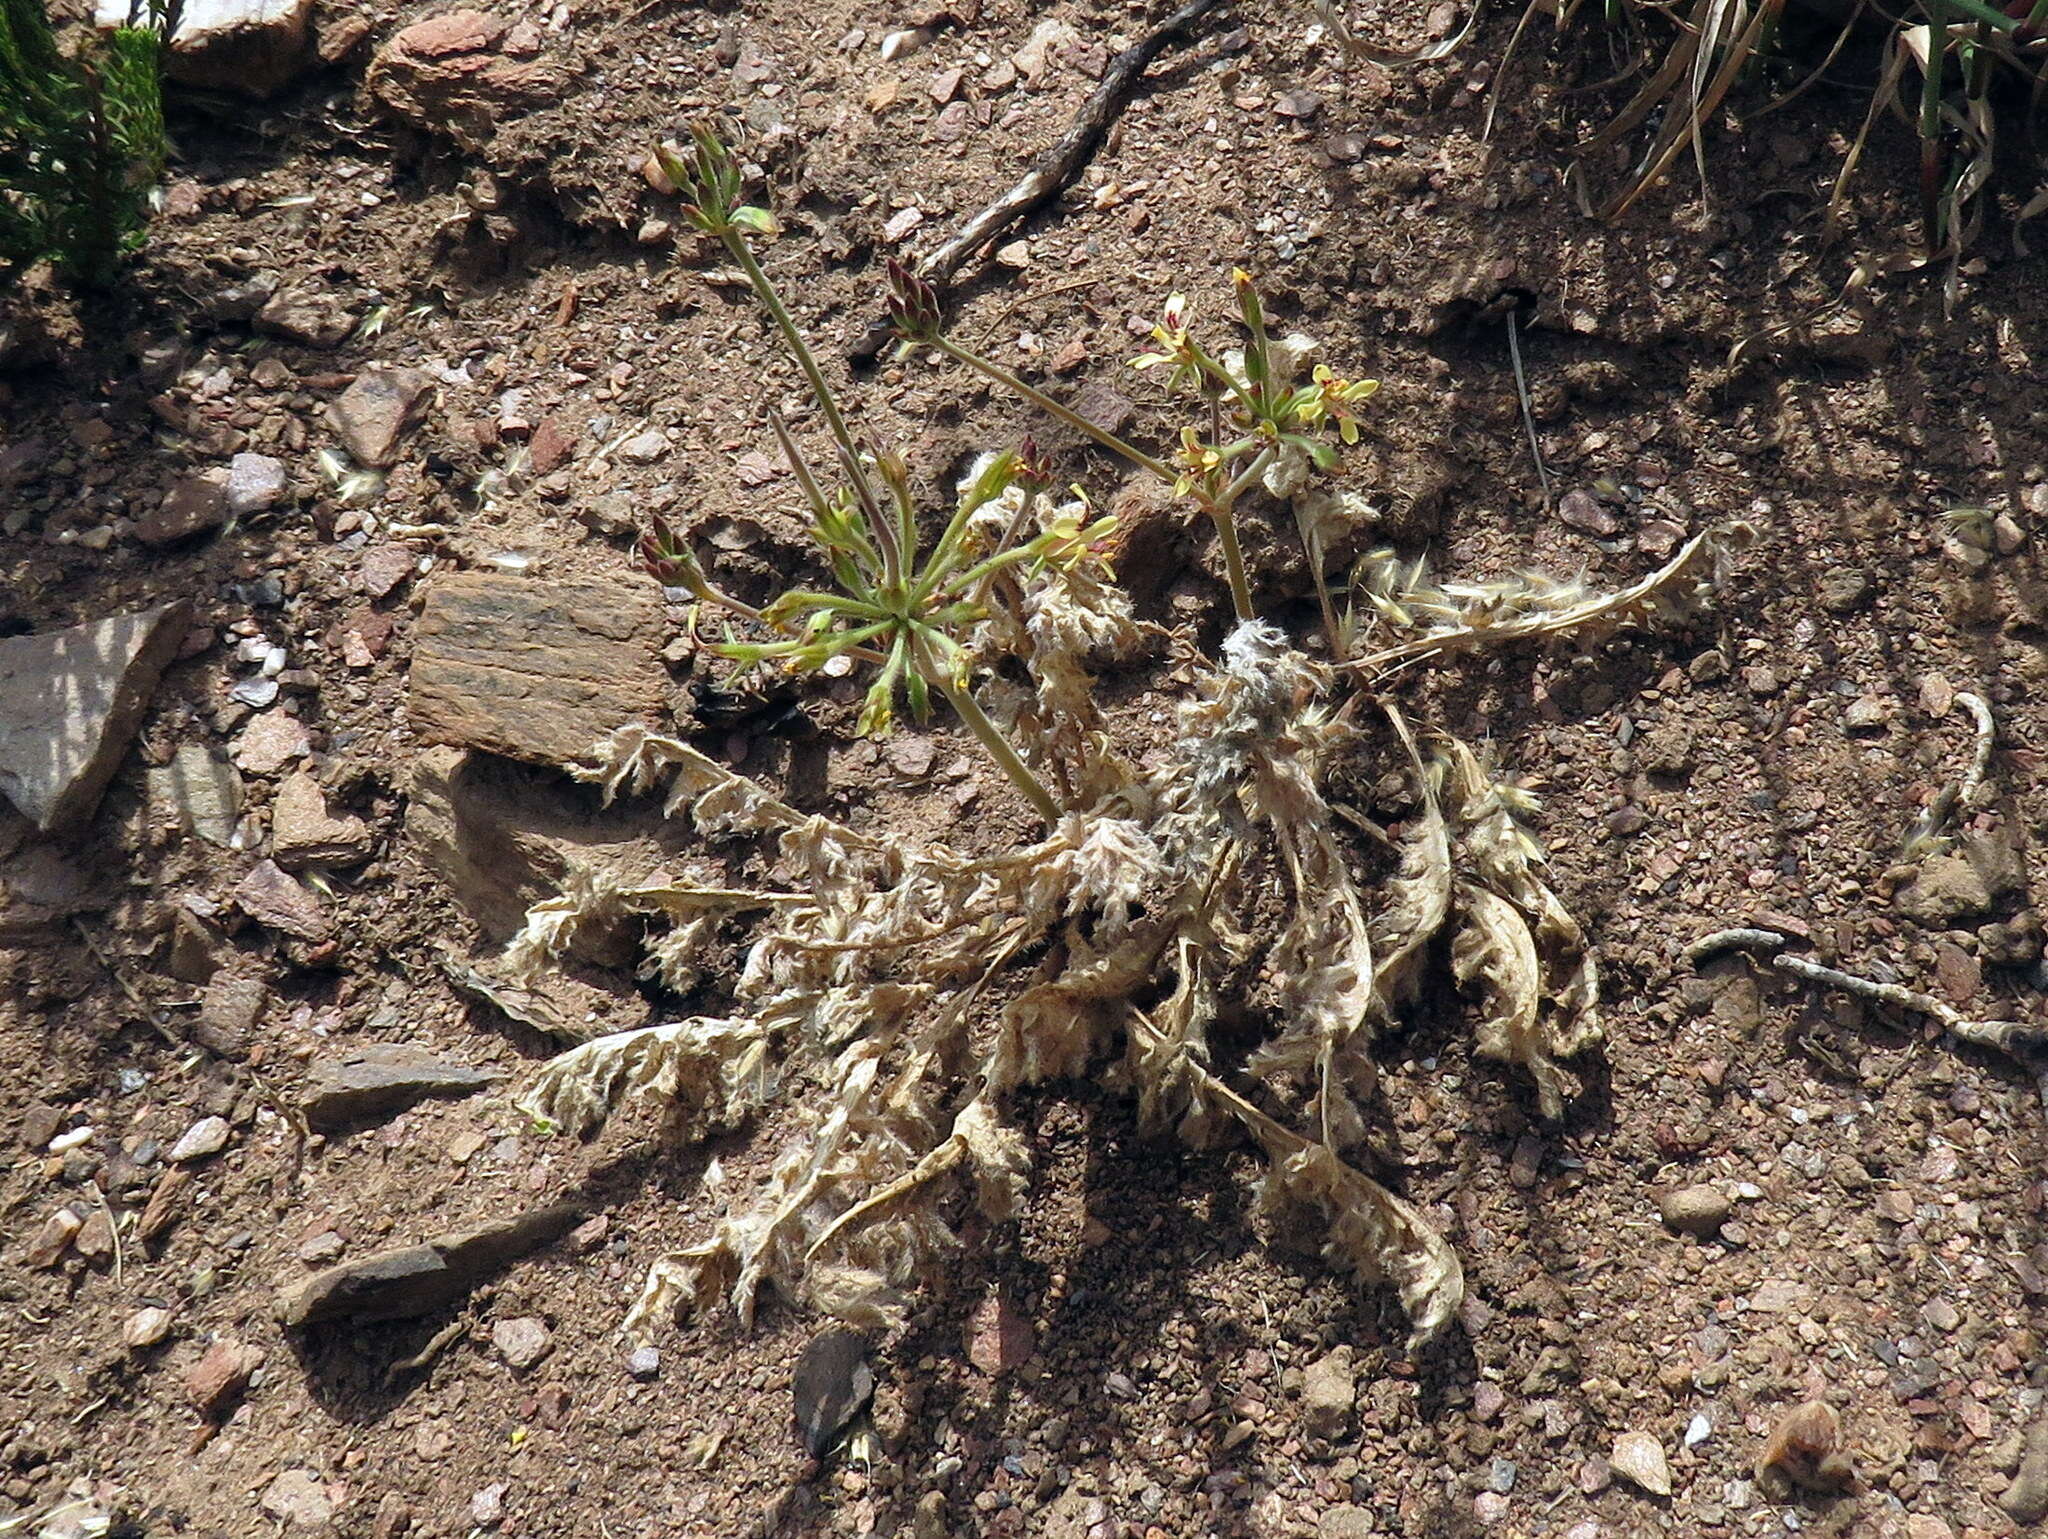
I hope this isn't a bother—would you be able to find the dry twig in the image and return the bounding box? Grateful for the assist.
[849,0,1227,360]
[1688,926,2041,1060]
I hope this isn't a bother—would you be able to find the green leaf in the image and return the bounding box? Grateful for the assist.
[903,664,931,722]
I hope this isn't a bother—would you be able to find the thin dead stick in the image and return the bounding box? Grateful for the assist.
[1505,309,1553,511]
[94,1184,124,1288]
[384,1315,472,1386]
[850,0,1227,361]
[71,917,183,1051]
[1319,0,1477,66]
[1688,926,2041,1060]
[972,274,1104,349]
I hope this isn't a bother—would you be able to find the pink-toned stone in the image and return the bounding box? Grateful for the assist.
[966,1291,1035,1374]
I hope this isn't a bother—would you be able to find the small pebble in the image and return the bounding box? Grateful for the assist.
[492,1316,553,1372]
[627,1345,660,1380]
[1557,488,1619,536]
[123,1306,174,1349]
[470,1482,507,1528]
[168,1115,230,1163]
[1610,1431,1672,1497]
[1658,1184,1730,1238]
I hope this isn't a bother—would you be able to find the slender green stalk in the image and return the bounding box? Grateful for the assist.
[1202,443,1272,623]
[1216,445,1275,511]
[934,674,1063,823]
[934,336,1175,484]
[722,233,863,475]
[1939,0,2019,29]
[1965,15,1993,98]
[1208,502,1255,623]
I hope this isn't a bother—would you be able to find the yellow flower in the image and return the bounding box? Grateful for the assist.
[1172,426,1221,498]
[1129,293,1196,378]
[1298,364,1380,444]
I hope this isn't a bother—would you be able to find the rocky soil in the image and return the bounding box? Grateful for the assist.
[4,1,2048,1537]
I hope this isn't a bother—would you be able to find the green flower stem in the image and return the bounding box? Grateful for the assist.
[1191,351,1262,420]
[991,487,1041,572]
[1207,504,1255,624]
[1201,444,1272,624]
[1943,0,2018,29]
[934,336,1174,486]
[933,674,1062,824]
[1217,445,1274,510]
[686,581,766,626]
[721,223,900,587]
[1920,0,1947,244]
[721,230,867,485]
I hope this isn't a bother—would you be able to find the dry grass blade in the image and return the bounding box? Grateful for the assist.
[1575,0,1776,219]
[1318,0,1478,65]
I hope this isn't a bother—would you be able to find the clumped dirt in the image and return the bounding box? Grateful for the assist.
[4,2,2048,1537]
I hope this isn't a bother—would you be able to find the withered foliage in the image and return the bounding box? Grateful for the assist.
[506,497,1752,1349]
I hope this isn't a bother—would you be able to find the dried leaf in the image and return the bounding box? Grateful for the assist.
[1452,884,1579,1121]
[1368,705,1452,1020]
[519,1017,767,1137]
[1351,522,1753,674]
[1255,1139,1463,1349]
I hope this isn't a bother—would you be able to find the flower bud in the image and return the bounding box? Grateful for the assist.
[884,257,943,341]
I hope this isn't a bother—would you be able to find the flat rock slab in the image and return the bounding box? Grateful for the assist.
[0,602,188,834]
[275,1203,584,1326]
[408,574,667,765]
[134,470,229,546]
[256,288,353,348]
[234,711,312,776]
[368,10,575,153]
[300,1043,501,1131]
[0,837,114,939]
